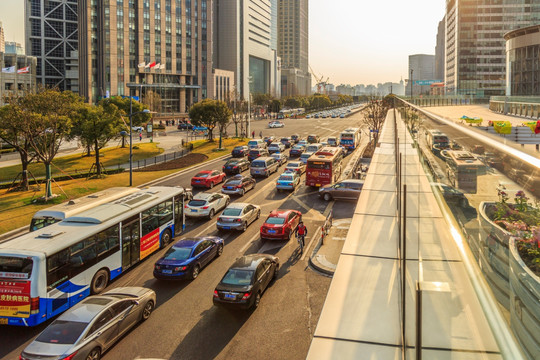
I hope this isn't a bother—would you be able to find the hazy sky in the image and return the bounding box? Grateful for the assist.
[0,0,444,86]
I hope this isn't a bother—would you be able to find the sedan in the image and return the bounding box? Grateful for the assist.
[268,143,285,154]
[191,170,226,188]
[223,158,250,175]
[154,237,224,280]
[289,144,305,157]
[290,134,300,143]
[268,121,284,128]
[299,152,314,164]
[260,209,302,240]
[213,254,279,310]
[276,171,300,192]
[271,152,288,166]
[185,192,230,219]
[20,287,156,360]
[216,203,261,232]
[221,174,256,196]
[284,161,306,175]
[280,137,292,148]
[263,136,275,145]
[231,145,249,157]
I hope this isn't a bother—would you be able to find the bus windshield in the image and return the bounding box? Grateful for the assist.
[308,161,331,170]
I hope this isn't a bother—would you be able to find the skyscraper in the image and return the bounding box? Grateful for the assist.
[278,0,311,96]
[0,22,5,53]
[435,17,445,81]
[445,0,540,98]
[25,0,78,91]
[407,54,435,96]
[79,0,213,114]
[213,0,281,99]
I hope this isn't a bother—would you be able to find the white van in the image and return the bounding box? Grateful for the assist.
[248,139,266,149]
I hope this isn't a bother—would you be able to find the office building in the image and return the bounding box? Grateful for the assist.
[25,0,78,91]
[407,54,435,96]
[212,68,235,102]
[214,0,281,99]
[0,52,37,106]
[505,24,540,96]
[435,17,445,82]
[5,42,24,55]
[445,0,540,98]
[79,0,213,114]
[0,22,5,53]
[278,0,311,96]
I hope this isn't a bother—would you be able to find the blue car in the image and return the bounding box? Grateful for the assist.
[153,236,224,280]
[276,171,300,191]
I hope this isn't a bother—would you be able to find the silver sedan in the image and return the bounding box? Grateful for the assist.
[20,287,156,360]
[216,203,261,232]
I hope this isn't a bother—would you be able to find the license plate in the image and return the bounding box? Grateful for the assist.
[268,230,276,234]
[227,187,234,190]
[316,184,321,187]
[223,226,230,230]
[0,318,8,325]
[191,209,197,212]
[255,171,260,174]
[224,294,236,300]
[162,270,172,274]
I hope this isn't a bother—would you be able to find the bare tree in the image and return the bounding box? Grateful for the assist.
[361,96,391,143]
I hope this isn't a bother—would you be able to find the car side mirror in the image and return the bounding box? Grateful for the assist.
[132,300,140,306]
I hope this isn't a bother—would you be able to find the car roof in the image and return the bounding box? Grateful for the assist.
[192,192,215,201]
[196,170,212,174]
[268,209,295,218]
[230,254,274,270]
[341,179,365,184]
[225,202,251,209]
[172,238,202,248]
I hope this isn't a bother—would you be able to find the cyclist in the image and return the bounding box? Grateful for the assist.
[295,221,308,253]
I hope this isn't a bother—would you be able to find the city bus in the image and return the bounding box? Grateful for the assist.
[426,129,450,155]
[0,186,189,326]
[30,187,140,232]
[305,147,344,187]
[445,151,484,193]
[339,128,361,151]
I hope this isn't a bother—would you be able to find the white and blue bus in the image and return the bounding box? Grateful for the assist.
[0,186,188,326]
[339,128,361,151]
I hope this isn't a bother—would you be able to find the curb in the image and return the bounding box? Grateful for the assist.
[307,204,336,276]
[308,254,335,276]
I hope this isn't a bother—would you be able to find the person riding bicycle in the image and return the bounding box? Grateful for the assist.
[295,221,308,248]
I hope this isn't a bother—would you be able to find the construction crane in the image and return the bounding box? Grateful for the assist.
[309,65,329,94]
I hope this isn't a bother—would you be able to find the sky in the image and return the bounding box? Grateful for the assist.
[0,0,445,87]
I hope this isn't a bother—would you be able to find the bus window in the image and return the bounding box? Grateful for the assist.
[158,200,173,225]
[142,205,159,236]
[0,256,34,278]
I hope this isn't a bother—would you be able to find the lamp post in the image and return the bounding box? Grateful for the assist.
[129,93,151,187]
[247,75,253,138]
[410,69,414,101]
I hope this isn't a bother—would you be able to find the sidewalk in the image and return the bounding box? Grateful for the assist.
[309,218,350,275]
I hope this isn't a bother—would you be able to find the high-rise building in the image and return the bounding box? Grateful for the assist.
[445,0,540,98]
[435,17,445,81]
[25,0,78,91]
[5,42,25,55]
[0,22,5,53]
[278,0,311,96]
[407,54,435,96]
[213,0,281,99]
[79,0,213,114]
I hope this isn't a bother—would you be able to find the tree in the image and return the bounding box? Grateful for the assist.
[142,90,162,113]
[103,96,152,127]
[284,97,301,109]
[362,96,391,143]
[71,102,124,177]
[0,93,39,191]
[189,99,232,142]
[20,88,83,199]
[269,99,281,113]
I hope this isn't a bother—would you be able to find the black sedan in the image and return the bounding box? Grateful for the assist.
[213,254,279,310]
[223,158,250,175]
[231,145,249,157]
[289,145,305,157]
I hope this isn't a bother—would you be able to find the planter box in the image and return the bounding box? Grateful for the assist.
[477,201,512,309]
[509,237,540,360]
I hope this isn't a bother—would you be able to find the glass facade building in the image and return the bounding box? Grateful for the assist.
[505,24,540,96]
[79,0,212,114]
[445,0,540,98]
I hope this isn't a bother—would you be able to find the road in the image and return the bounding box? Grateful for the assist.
[0,112,364,360]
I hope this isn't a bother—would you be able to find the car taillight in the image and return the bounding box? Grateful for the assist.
[184,205,188,208]
[175,266,187,272]
[242,292,251,300]
[235,219,243,222]
[60,352,78,360]
[202,206,209,209]
[155,265,161,270]
[236,185,243,189]
[213,290,219,298]
[30,297,40,314]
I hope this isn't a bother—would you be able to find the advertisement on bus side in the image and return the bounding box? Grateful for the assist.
[0,280,31,318]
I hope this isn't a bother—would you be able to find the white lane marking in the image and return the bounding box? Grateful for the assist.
[300,200,334,261]
[239,232,262,253]
[194,220,220,237]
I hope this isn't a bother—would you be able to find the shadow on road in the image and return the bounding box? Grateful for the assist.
[0,320,49,358]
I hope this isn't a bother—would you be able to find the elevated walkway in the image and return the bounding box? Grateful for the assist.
[307,110,521,359]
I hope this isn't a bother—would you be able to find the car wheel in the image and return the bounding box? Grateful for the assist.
[242,222,248,232]
[90,269,109,295]
[240,188,245,196]
[225,198,230,207]
[323,193,332,201]
[86,347,101,360]
[141,300,154,321]
[190,264,200,280]
[285,230,291,240]
[161,229,172,247]
[252,292,261,309]
[208,209,215,220]
[216,244,224,257]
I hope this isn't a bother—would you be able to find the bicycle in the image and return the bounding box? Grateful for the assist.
[297,234,305,254]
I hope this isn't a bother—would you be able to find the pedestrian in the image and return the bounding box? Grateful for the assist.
[251,130,255,139]
[139,132,142,141]
[259,131,263,138]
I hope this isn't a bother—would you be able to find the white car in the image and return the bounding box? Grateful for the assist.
[269,121,285,128]
[185,192,230,219]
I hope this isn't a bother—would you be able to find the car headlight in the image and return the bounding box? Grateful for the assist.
[319,187,325,192]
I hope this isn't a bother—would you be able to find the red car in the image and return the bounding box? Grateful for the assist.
[260,209,302,240]
[191,170,226,188]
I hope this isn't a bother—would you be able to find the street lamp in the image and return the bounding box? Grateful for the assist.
[410,69,414,100]
[129,94,151,187]
[247,75,253,138]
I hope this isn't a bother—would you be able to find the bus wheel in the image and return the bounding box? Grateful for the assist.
[161,229,172,247]
[91,269,109,295]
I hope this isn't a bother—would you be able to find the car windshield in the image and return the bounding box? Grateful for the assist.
[269,144,278,148]
[163,247,192,261]
[233,146,244,150]
[281,138,289,142]
[222,208,242,216]
[251,161,265,168]
[225,179,241,185]
[292,146,303,150]
[225,160,239,165]
[221,269,254,285]
[249,150,260,155]
[287,163,299,168]
[195,172,209,178]
[301,154,310,159]
[279,175,293,181]
[36,320,88,345]
[266,217,286,224]
[188,200,207,207]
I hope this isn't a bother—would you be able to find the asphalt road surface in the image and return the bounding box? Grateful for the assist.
[0,112,365,360]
